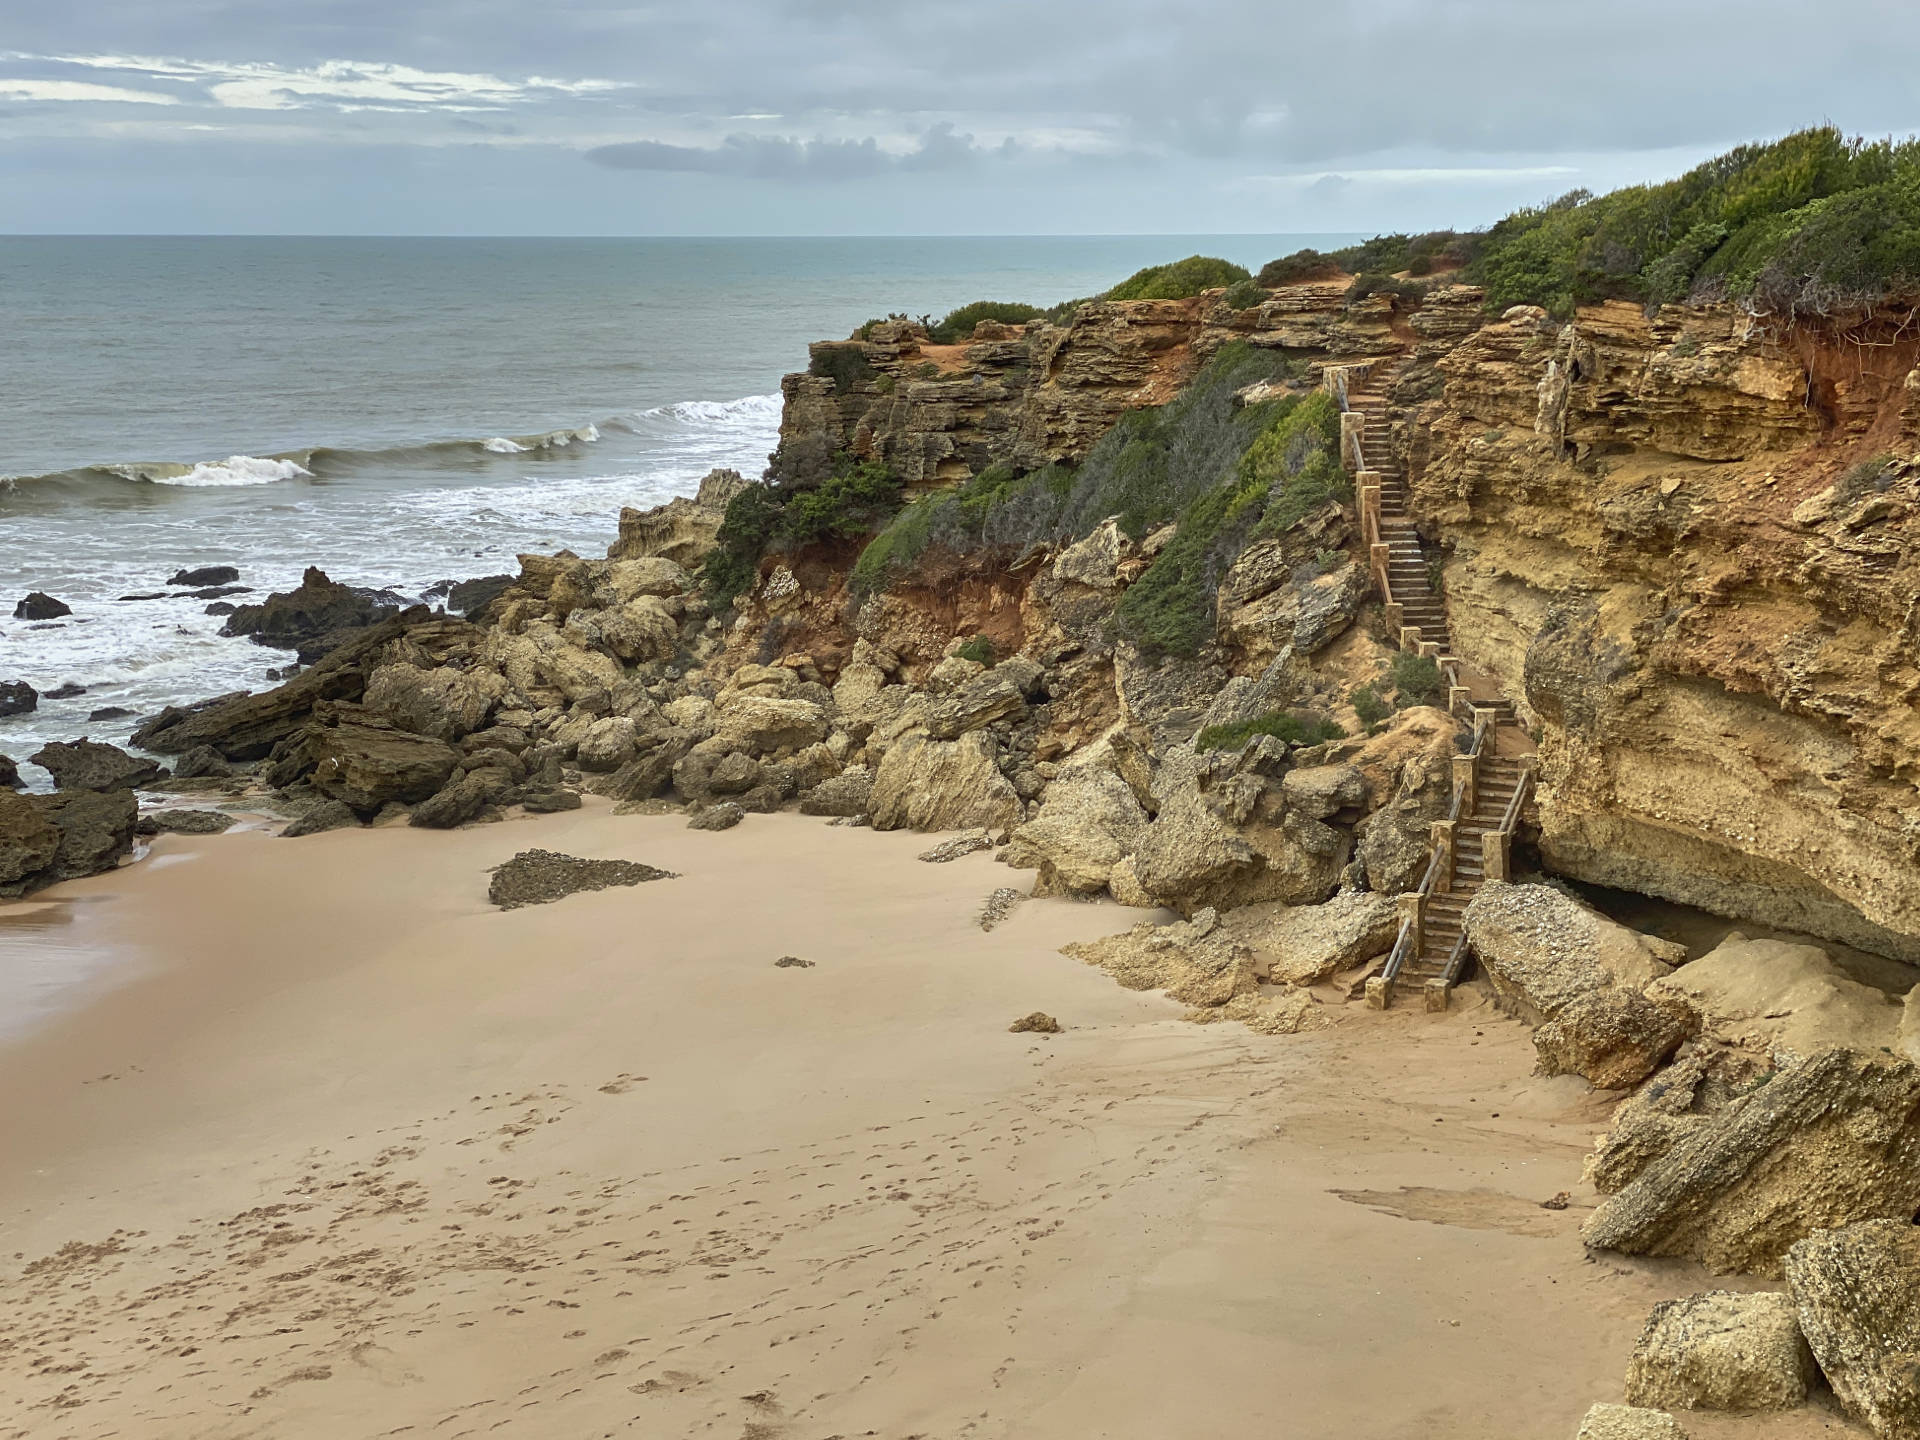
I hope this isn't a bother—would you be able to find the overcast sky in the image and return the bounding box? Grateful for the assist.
[2,0,1915,235]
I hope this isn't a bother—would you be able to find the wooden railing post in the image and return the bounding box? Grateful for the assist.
[1384,600,1405,633]
[1342,410,1365,469]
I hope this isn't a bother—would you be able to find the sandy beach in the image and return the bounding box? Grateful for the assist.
[0,808,1867,1439]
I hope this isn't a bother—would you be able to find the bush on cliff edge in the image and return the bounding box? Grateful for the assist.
[702,457,902,607]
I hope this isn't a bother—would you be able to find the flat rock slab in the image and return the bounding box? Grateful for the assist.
[488,848,677,910]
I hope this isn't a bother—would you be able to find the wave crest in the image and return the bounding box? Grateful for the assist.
[103,455,313,488]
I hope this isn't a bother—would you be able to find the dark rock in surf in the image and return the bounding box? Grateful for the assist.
[447,574,515,619]
[220,567,401,651]
[42,683,87,700]
[204,602,238,616]
[28,738,163,792]
[171,745,232,779]
[136,808,235,836]
[13,592,70,621]
[0,755,19,790]
[188,585,249,600]
[0,681,35,717]
[87,707,133,722]
[169,565,240,587]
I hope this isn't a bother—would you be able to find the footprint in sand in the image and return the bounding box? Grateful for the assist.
[598,1074,649,1094]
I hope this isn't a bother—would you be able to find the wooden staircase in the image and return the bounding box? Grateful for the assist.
[1324,358,1536,1011]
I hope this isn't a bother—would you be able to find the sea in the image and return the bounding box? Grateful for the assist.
[0,234,1355,781]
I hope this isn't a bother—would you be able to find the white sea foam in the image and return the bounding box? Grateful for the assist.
[482,437,528,454]
[147,454,311,487]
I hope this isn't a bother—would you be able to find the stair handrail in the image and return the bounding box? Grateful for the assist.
[1497,759,1535,837]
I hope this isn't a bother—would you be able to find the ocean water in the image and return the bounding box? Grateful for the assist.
[0,234,1353,778]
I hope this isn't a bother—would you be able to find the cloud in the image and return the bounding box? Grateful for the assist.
[586,123,1000,181]
[5,53,625,113]
[0,78,180,105]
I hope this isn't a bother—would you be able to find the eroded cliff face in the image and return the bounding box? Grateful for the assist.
[769,282,1397,491]
[1410,297,1920,960]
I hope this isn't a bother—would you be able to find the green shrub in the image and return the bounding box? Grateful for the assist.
[1837,452,1895,501]
[1196,709,1345,753]
[1257,250,1343,286]
[1466,127,1920,315]
[1106,255,1252,302]
[954,635,997,666]
[700,457,904,607]
[928,300,1044,345]
[809,343,873,393]
[850,462,1075,595]
[1346,271,1428,305]
[1388,651,1444,708]
[1350,684,1391,726]
[1247,391,1351,538]
[1222,278,1268,310]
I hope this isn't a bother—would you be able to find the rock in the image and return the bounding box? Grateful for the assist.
[0,681,36,717]
[1001,762,1148,896]
[1186,988,1327,1035]
[714,696,829,755]
[608,467,749,568]
[520,788,583,813]
[1130,742,1346,916]
[1464,882,1683,1023]
[1253,890,1400,986]
[0,755,17,790]
[305,712,460,813]
[1279,762,1365,819]
[14,592,71,620]
[576,716,638,772]
[1624,1290,1816,1412]
[599,557,692,601]
[920,832,992,863]
[1051,519,1130,589]
[1647,936,1917,1066]
[134,809,235,836]
[1786,1220,1920,1439]
[362,663,505,743]
[1009,1012,1061,1034]
[1582,1049,1920,1277]
[410,770,515,829]
[1583,1051,1734,1194]
[1534,985,1692,1090]
[487,848,677,909]
[221,567,400,650]
[707,750,760,795]
[446,574,514,618]
[171,745,232,780]
[1574,1404,1693,1440]
[870,731,1024,834]
[773,955,814,968]
[32,789,137,884]
[688,802,744,831]
[281,799,359,837]
[0,790,63,890]
[798,765,873,817]
[923,667,1032,740]
[567,595,679,665]
[592,728,695,804]
[1064,910,1261,1009]
[168,565,239,587]
[42,683,87,700]
[86,707,133,721]
[483,621,626,707]
[27,738,163,792]
[980,887,1023,931]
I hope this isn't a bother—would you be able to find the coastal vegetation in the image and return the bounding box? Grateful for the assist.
[1103,254,1251,301]
[1195,708,1344,753]
[702,456,902,606]
[927,301,1043,343]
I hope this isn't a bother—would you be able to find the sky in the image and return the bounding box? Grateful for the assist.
[1,0,1916,236]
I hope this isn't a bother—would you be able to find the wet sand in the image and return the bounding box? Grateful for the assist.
[0,806,1867,1438]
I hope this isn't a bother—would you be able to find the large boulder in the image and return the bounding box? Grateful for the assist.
[361,662,505,742]
[575,716,637,772]
[1129,741,1347,916]
[1574,1405,1692,1440]
[1786,1220,1920,1439]
[869,730,1023,834]
[1251,889,1400,986]
[14,592,71,620]
[1623,1290,1816,1412]
[27,738,163,792]
[922,658,1042,740]
[1647,936,1918,1066]
[590,726,695,804]
[410,768,517,829]
[608,467,749,568]
[0,754,19,790]
[597,557,691,603]
[1063,908,1261,1009]
[0,789,62,890]
[0,681,36,717]
[1533,986,1692,1091]
[304,713,460,813]
[564,595,679,665]
[1001,761,1149,897]
[1582,1049,1920,1277]
[221,567,399,650]
[714,695,829,755]
[1464,882,1684,1022]
[798,764,873,817]
[483,621,625,706]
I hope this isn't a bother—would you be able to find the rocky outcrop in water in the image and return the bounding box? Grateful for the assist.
[0,681,36,717]
[0,786,136,896]
[13,592,70,621]
[220,567,403,655]
[28,738,163,793]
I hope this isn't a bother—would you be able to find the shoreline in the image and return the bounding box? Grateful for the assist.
[0,809,1865,1438]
